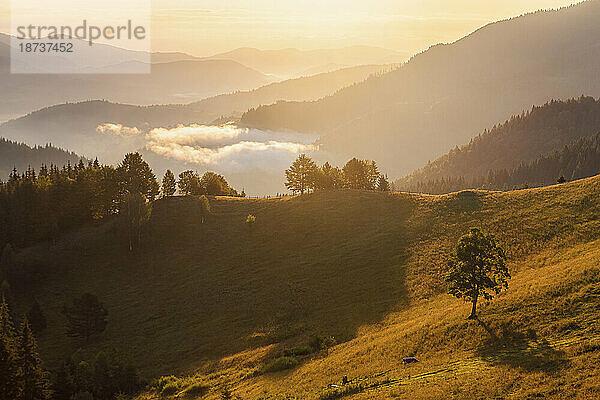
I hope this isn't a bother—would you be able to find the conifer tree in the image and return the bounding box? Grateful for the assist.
[285,154,318,194]
[17,317,50,400]
[343,158,379,190]
[177,170,202,195]
[161,170,177,197]
[116,153,159,202]
[377,174,391,192]
[0,297,19,400]
[316,162,345,190]
[0,296,16,349]
[0,335,19,400]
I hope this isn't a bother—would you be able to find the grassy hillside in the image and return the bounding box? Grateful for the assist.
[11,174,600,399]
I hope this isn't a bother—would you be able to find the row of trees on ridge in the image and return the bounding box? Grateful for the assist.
[285,154,390,194]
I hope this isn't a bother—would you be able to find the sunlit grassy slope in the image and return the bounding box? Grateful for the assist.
[15,175,600,399]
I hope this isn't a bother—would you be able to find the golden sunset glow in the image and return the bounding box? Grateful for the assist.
[1,0,581,55]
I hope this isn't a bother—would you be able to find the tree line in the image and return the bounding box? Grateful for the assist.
[284,154,390,194]
[0,138,82,185]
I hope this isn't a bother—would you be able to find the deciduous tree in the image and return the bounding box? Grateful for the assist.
[446,228,509,319]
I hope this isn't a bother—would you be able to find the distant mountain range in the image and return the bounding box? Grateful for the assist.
[396,97,600,193]
[184,64,392,123]
[0,101,203,162]
[0,34,275,121]
[0,64,387,162]
[0,138,82,180]
[240,1,600,176]
[205,46,407,79]
[0,32,401,122]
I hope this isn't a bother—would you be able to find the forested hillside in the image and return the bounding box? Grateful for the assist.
[399,134,600,194]
[240,1,600,176]
[397,97,600,193]
[0,138,81,181]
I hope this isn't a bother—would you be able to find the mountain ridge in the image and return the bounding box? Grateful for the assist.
[239,1,600,176]
[395,96,600,192]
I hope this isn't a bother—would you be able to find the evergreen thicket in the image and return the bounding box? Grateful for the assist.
[0,152,240,252]
[0,298,51,400]
[0,153,157,250]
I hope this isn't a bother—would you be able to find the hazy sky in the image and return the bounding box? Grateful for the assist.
[0,0,581,55]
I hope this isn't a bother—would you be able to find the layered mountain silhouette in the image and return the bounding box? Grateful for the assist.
[0,65,386,161]
[1,33,274,121]
[204,46,406,79]
[240,1,600,176]
[1,32,400,122]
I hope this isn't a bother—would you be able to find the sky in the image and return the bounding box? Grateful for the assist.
[0,0,582,55]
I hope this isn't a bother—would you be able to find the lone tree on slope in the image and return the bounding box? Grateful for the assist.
[446,228,509,319]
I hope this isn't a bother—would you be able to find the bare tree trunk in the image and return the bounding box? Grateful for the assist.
[468,291,478,319]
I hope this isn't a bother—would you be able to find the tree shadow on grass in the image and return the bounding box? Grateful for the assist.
[475,318,569,373]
